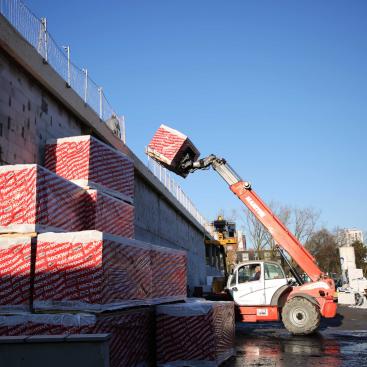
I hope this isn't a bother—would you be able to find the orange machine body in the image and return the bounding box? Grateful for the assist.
[230,181,337,320]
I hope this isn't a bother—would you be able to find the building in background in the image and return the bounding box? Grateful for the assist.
[337,228,364,247]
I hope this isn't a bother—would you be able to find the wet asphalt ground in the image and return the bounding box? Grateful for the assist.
[225,305,367,367]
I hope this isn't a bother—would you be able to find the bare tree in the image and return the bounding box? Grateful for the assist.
[265,202,291,252]
[293,207,320,244]
[241,201,320,254]
[242,206,269,253]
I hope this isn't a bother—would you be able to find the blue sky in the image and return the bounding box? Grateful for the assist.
[25,0,367,234]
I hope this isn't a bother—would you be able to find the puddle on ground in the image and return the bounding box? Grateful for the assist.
[224,329,367,367]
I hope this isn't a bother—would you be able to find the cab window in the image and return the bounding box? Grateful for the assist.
[264,263,285,280]
[238,263,261,283]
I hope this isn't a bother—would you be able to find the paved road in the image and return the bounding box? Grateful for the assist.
[225,306,367,367]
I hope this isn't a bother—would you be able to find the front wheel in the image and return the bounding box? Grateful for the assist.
[282,297,320,335]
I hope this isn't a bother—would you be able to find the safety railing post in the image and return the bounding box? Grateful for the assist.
[98,87,103,119]
[41,17,47,62]
[63,45,71,87]
[82,68,88,103]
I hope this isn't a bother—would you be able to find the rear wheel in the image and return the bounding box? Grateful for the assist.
[282,297,320,335]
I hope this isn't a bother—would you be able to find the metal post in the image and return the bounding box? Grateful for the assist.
[42,18,48,62]
[82,68,88,103]
[63,46,71,87]
[98,87,103,119]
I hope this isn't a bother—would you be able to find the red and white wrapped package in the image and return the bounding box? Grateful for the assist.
[151,245,187,303]
[94,309,154,367]
[0,313,95,336]
[34,231,152,312]
[45,135,134,202]
[0,308,154,367]
[156,300,235,367]
[84,189,134,238]
[0,236,33,311]
[0,164,86,234]
[146,125,200,177]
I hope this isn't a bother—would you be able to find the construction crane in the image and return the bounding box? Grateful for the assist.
[147,125,337,335]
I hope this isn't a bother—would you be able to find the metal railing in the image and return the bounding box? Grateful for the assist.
[0,0,125,141]
[147,156,210,230]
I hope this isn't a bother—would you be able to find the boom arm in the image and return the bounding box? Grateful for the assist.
[188,155,324,282]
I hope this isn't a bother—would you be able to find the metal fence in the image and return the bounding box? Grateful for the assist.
[147,156,210,229]
[0,0,125,141]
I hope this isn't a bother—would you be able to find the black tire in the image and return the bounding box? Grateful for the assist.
[281,297,320,335]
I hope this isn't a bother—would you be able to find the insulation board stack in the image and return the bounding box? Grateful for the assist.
[84,189,134,238]
[146,124,200,177]
[0,236,33,312]
[0,308,154,367]
[151,245,187,302]
[44,135,134,203]
[156,300,235,367]
[0,164,86,233]
[33,231,187,311]
[44,135,135,238]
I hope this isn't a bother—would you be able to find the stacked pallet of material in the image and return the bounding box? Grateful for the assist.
[151,245,187,303]
[156,300,235,367]
[84,190,134,238]
[0,308,155,367]
[33,231,187,312]
[45,135,134,203]
[146,124,200,177]
[44,135,135,237]
[0,235,34,312]
[0,164,86,234]
[0,164,86,312]
[0,134,189,367]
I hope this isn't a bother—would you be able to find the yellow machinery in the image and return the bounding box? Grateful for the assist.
[205,216,239,276]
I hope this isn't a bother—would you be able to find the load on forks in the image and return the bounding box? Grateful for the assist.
[147,124,337,335]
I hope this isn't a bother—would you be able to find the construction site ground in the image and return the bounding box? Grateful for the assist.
[225,305,367,367]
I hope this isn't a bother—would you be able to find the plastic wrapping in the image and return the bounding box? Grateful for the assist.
[0,236,33,310]
[146,125,200,177]
[0,309,154,367]
[156,300,235,367]
[45,135,134,201]
[85,189,134,238]
[151,244,187,300]
[34,231,187,311]
[0,164,86,233]
[94,309,154,367]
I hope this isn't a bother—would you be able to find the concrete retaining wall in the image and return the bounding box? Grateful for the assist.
[0,50,84,165]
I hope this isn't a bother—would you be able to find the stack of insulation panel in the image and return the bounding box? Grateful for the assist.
[146,124,200,177]
[33,231,187,311]
[0,164,86,234]
[44,135,134,201]
[45,135,135,238]
[156,300,235,367]
[0,235,33,312]
[0,134,189,367]
[0,308,154,367]
[0,164,87,312]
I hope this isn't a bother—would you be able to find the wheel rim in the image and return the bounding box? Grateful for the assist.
[290,307,309,327]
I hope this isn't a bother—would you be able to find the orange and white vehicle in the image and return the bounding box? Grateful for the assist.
[147,125,337,335]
